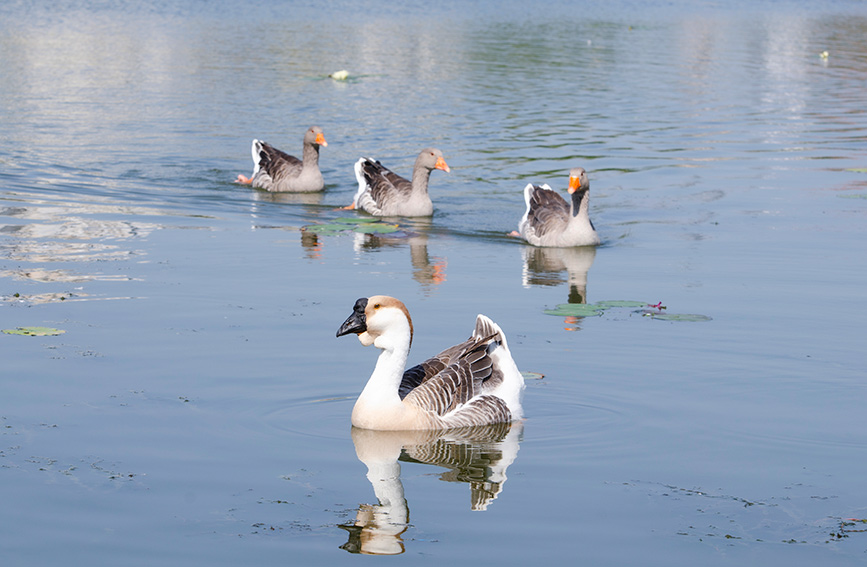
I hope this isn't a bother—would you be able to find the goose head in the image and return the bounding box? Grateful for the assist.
[567,167,589,194]
[305,125,328,148]
[336,295,414,349]
[417,148,450,173]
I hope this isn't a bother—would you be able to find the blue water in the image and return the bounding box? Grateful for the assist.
[2,1,867,565]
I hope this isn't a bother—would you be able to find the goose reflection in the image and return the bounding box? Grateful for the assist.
[249,189,325,207]
[350,231,448,289]
[339,422,523,555]
[521,245,596,330]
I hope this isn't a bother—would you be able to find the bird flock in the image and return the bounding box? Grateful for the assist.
[235,125,601,248]
[237,127,603,430]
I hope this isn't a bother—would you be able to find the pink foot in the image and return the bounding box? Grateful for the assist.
[236,174,253,185]
[508,230,520,237]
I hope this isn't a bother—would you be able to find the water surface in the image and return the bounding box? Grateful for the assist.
[2,1,867,565]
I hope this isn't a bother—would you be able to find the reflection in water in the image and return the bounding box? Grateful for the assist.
[340,422,523,555]
[299,228,447,291]
[249,189,325,207]
[521,245,596,330]
[353,232,447,291]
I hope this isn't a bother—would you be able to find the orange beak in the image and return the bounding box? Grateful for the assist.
[568,174,580,194]
[435,156,450,173]
[315,132,328,147]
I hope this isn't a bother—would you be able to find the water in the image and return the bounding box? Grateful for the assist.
[2,0,867,564]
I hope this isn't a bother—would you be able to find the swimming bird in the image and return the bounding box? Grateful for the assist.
[336,295,524,430]
[515,167,601,247]
[236,126,327,192]
[347,149,450,216]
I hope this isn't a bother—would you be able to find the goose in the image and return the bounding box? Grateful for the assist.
[336,296,524,430]
[235,126,327,192]
[347,149,450,216]
[514,167,601,247]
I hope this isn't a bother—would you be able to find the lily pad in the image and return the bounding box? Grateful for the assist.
[354,223,399,234]
[839,193,867,199]
[3,326,66,336]
[521,371,545,380]
[593,300,647,309]
[647,313,712,322]
[844,168,867,173]
[543,304,604,317]
[303,223,350,234]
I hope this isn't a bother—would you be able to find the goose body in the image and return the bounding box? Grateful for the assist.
[236,126,327,192]
[336,296,524,431]
[517,167,601,247]
[349,148,450,216]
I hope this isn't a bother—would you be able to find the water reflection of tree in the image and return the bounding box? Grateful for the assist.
[521,245,596,330]
[339,422,523,555]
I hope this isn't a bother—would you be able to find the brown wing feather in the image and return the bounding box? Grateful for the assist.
[527,185,570,238]
[259,142,302,180]
[402,336,501,416]
[361,160,413,209]
[399,337,476,399]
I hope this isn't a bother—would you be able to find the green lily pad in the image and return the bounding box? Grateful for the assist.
[303,223,350,234]
[543,304,604,317]
[648,313,712,322]
[3,326,66,336]
[844,168,867,173]
[354,223,399,234]
[521,371,545,380]
[839,193,867,199]
[593,300,648,309]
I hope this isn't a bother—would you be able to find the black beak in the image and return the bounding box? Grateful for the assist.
[336,297,368,337]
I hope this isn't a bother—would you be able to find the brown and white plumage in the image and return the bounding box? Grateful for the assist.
[236,126,327,192]
[349,148,450,216]
[517,167,601,247]
[336,295,524,430]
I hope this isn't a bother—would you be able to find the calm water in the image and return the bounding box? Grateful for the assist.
[2,0,867,564]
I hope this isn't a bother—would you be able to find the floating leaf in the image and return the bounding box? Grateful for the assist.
[303,223,350,234]
[543,304,604,317]
[839,193,867,199]
[648,313,712,322]
[354,223,399,234]
[593,300,647,309]
[521,371,545,380]
[3,326,66,336]
[844,168,867,173]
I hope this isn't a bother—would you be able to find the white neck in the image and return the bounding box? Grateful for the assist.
[352,319,413,429]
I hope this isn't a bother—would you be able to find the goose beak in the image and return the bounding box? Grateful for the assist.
[567,174,581,194]
[435,156,450,173]
[315,132,328,147]
[336,298,368,337]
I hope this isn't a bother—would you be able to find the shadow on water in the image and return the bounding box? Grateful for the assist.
[339,422,523,555]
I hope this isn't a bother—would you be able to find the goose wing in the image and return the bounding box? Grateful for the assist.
[256,141,302,181]
[523,184,571,240]
[398,337,477,399]
[401,335,511,426]
[356,159,413,214]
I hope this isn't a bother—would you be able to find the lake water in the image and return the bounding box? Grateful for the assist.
[2,0,866,564]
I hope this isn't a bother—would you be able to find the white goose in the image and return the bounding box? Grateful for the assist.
[336,296,524,430]
[347,149,450,216]
[235,126,327,192]
[516,167,601,247]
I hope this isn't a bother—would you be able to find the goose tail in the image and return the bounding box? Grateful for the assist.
[473,314,509,352]
[251,140,266,176]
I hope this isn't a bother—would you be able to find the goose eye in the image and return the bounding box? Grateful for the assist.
[373,303,381,309]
